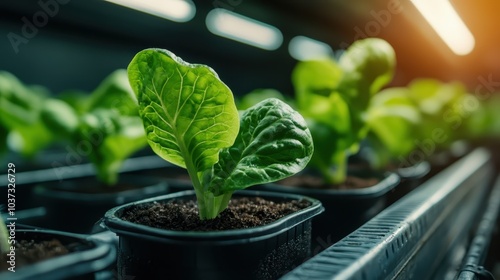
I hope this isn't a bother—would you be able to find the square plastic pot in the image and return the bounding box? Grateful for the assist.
[103,190,324,280]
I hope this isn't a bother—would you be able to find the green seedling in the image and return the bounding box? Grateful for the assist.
[128,49,314,219]
[0,71,53,157]
[365,87,421,168]
[292,38,396,184]
[42,70,146,185]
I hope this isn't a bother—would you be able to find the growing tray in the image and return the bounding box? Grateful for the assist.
[281,147,494,280]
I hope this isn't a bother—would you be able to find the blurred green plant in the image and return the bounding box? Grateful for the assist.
[365,87,421,169]
[291,38,396,184]
[465,93,500,139]
[407,78,469,148]
[0,70,146,185]
[44,69,146,185]
[0,71,54,157]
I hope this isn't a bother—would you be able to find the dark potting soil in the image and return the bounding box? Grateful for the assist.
[120,197,311,231]
[278,175,379,190]
[0,239,69,271]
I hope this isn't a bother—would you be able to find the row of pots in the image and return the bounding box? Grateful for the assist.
[1,152,453,280]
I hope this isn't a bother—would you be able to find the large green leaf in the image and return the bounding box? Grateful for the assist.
[203,98,313,195]
[128,48,239,172]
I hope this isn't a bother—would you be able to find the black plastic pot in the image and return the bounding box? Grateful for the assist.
[0,229,116,280]
[33,174,168,234]
[253,170,400,252]
[103,190,324,280]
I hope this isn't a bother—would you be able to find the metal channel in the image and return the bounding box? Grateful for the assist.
[281,148,493,280]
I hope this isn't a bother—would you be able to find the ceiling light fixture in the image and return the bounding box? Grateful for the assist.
[105,0,196,23]
[206,9,283,51]
[410,0,475,56]
[288,36,334,61]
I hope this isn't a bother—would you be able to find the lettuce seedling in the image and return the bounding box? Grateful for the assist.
[466,94,500,139]
[365,87,421,168]
[0,71,54,157]
[406,78,469,150]
[41,70,146,185]
[292,38,396,184]
[128,49,314,220]
[77,109,146,184]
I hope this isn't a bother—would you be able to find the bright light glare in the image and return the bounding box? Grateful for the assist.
[410,0,475,56]
[288,36,334,61]
[105,0,195,22]
[206,9,283,51]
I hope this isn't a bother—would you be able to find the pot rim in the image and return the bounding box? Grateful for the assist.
[103,189,324,243]
[0,229,116,280]
[33,174,168,202]
[264,171,400,198]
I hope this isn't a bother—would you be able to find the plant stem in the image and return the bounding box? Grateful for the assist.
[198,191,234,220]
[179,140,233,220]
[183,157,229,220]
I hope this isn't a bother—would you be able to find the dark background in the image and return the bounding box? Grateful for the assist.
[1,0,499,96]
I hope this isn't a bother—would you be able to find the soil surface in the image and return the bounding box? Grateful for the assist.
[278,175,379,190]
[120,197,311,231]
[0,239,69,271]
